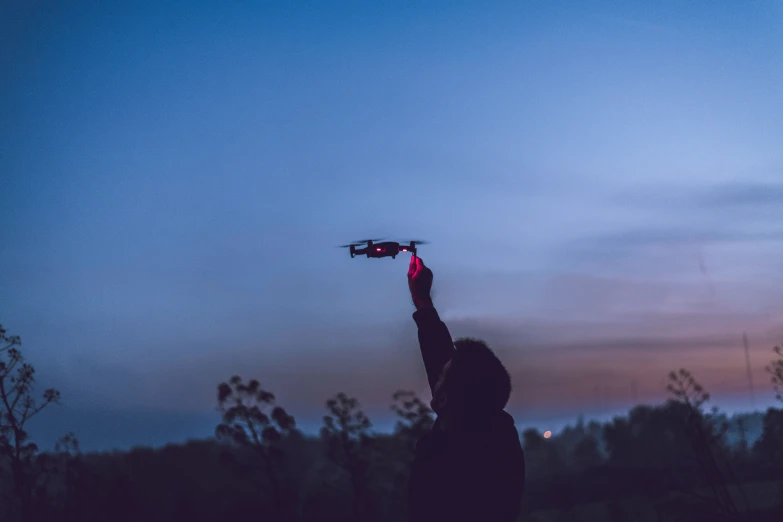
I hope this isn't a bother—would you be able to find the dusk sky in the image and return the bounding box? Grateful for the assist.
[2,0,782,451]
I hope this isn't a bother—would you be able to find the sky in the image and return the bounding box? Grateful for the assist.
[1,0,783,451]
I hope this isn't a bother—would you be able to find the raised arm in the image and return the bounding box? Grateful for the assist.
[408,256,455,393]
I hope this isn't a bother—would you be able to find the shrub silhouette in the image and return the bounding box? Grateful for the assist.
[2,324,783,521]
[0,323,61,522]
[666,368,750,520]
[215,375,296,518]
[390,390,433,454]
[321,392,374,522]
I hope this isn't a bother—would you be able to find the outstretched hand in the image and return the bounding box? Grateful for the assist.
[408,255,434,310]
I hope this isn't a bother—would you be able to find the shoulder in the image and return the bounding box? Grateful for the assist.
[457,411,522,452]
[473,412,525,471]
[486,410,522,442]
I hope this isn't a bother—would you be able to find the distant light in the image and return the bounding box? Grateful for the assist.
[543,431,552,439]
[376,248,382,251]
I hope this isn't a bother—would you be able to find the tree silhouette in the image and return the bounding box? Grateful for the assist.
[320,392,373,522]
[382,390,434,518]
[666,368,749,520]
[767,344,783,403]
[215,375,296,518]
[390,390,433,454]
[752,408,783,466]
[0,323,61,522]
[522,427,567,483]
[571,435,603,472]
[5,323,783,521]
[52,432,87,522]
[603,404,693,472]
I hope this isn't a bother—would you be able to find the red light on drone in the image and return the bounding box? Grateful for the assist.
[376,248,382,252]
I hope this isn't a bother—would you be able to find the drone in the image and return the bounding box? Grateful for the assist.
[339,239,429,259]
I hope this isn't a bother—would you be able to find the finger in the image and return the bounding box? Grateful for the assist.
[408,255,416,277]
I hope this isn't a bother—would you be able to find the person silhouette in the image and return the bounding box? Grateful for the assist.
[406,255,525,522]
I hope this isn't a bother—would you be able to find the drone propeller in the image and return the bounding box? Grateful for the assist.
[353,238,385,244]
[403,240,430,245]
[338,243,363,248]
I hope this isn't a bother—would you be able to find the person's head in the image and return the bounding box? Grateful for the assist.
[430,338,512,423]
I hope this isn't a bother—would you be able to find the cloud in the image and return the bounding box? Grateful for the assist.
[29,308,783,451]
[609,180,783,219]
[69,309,780,407]
[555,180,783,278]
[582,227,782,249]
[697,181,783,209]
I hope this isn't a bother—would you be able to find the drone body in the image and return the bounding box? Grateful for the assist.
[340,239,428,259]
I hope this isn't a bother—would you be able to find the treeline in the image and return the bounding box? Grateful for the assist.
[1,323,782,522]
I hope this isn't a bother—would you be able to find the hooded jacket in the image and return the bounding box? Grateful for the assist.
[407,307,526,522]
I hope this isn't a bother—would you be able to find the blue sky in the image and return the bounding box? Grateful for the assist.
[2,0,782,451]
